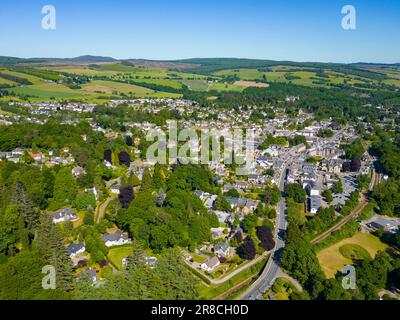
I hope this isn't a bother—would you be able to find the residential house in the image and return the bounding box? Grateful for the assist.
[111,185,121,195]
[49,208,78,224]
[308,196,321,214]
[214,242,231,258]
[101,230,131,247]
[82,268,97,284]
[72,166,86,177]
[200,256,220,272]
[67,243,85,259]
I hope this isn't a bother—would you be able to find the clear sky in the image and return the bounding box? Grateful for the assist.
[0,0,399,63]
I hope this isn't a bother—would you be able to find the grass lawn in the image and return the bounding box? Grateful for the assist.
[339,244,372,260]
[197,256,268,300]
[287,198,306,225]
[317,232,388,278]
[73,211,85,228]
[191,253,208,264]
[107,245,133,270]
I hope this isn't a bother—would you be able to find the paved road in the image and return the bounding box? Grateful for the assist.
[96,196,115,223]
[185,250,270,285]
[240,161,290,300]
[239,129,348,300]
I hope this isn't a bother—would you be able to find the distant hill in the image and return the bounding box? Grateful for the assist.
[0,56,47,65]
[67,55,116,63]
[0,55,116,66]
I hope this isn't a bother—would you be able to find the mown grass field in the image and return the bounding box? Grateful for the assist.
[317,232,388,278]
[10,82,86,98]
[107,245,133,270]
[80,80,154,95]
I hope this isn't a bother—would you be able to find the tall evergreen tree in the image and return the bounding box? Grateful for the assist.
[36,217,74,292]
[10,181,38,231]
[141,168,153,192]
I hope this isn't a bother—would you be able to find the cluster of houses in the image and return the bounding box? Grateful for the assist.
[198,242,232,272]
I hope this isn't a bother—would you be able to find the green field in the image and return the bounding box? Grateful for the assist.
[0,69,43,84]
[339,244,372,260]
[107,245,133,270]
[0,77,17,86]
[180,79,210,91]
[212,66,400,89]
[43,66,117,77]
[80,80,154,95]
[11,82,86,98]
[8,78,181,100]
[130,78,183,89]
[287,198,306,225]
[317,232,388,278]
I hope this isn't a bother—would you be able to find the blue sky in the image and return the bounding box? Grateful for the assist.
[0,0,399,63]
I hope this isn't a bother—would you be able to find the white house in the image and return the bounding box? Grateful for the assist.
[200,256,220,272]
[111,185,121,195]
[101,230,131,247]
[49,208,78,224]
[214,242,231,258]
[67,243,85,259]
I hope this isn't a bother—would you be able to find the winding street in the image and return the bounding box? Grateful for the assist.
[239,157,295,300]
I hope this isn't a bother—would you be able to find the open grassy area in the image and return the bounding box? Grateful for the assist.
[80,80,154,95]
[196,256,268,300]
[317,232,388,278]
[0,77,17,86]
[211,66,398,89]
[287,198,306,225]
[339,244,372,260]
[107,245,133,270]
[43,66,118,77]
[10,82,86,98]
[0,68,44,84]
[180,79,210,91]
[359,202,377,220]
[130,78,183,89]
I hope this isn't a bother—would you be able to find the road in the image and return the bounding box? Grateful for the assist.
[185,250,270,285]
[239,160,290,300]
[95,195,115,223]
[239,129,348,300]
